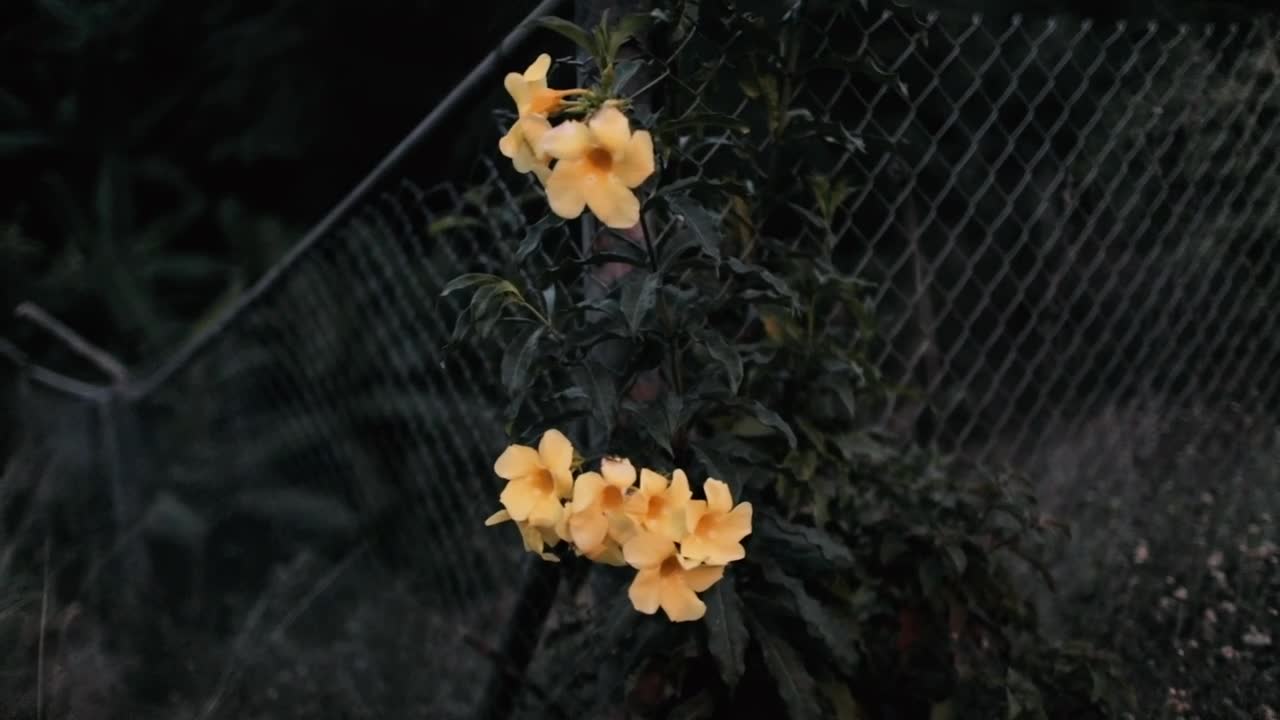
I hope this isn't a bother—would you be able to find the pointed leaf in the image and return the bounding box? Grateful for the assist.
[751,617,821,720]
[761,563,859,674]
[535,16,596,55]
[756,514,854,570]
[701,330,742,394]
[440,272,507,298]
[662,194,721,269]
[620,271,660,336]
[574,358,619,438]
[704,573,749,690]
[516,214,565,263]
[744,401,796,448]
[502,325,547,397]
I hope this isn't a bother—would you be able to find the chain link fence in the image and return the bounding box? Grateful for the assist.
[7,2,1280,717]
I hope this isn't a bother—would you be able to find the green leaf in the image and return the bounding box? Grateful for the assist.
[502,325,547,397]
[744,400,797,448]
[662,194,722,269]
[726,257,798,305]
[440,272,508,298]
[761,563,859,674]
[607,12,652,59]
[667,690,715,720]
[516,214,564,263]
[702,330,743,394]
[534,16,597,55]
[574,358,619,438]
[704,573,749,690]
[756,514,855,571]
[620,270,660,336]
[751,616,822,720]
[943,544,967,576]
[626,390,681,457]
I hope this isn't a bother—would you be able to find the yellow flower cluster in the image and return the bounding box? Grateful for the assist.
[498,54,656,230]
[485,429,753,622]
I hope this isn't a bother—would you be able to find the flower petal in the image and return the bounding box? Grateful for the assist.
[685,499,708,534]
[521,114,552,147]
[517,521,545,554]
[683,565,726,593]
[679,533,714,565]
[623,531,675,569]
[571,471,605,512]
[587,538,627,566]
[615,130,655,188]
[504,72,530,108]
[629,567,663,615]
[498,126,522,160]
[527,493,564,528]
[588,105,632,156]
[720,502,754,541]
[538,429,573,473]
[544,161,588,220]
[607,510,638,544]
[704,478,734,514]
[583,175,640,230]
[702,538,746,566]
[668,469,693,507]
[484,508,511,527]
[601,456,637,490]
[500,480,539,522]
[660,578,707,622]
[639,468,668,496]
[570,510,609,553]
[523,53,552,82]
[538,121,592,161]
[494,444,541,481]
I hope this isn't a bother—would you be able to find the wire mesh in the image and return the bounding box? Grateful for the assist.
[69,2,1280,717]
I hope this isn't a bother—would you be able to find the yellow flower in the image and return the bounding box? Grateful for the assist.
[681,479,753,566]
[498,54,585,182]
[503,53,583,118]
[623,532,725,622]
[536,105,655,229]
[484,508,566,563]
[624,467,692,543]
[499,115,553,183]
[494,429,575,528]
[568,457,639,555]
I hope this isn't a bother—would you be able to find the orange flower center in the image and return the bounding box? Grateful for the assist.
[529,467,554,494]
[586,147,614,175]
[695,513,718,536]
[528,89,565,115]
[645,495,666,519]
[601,485,625,511]
[659,556,683,577]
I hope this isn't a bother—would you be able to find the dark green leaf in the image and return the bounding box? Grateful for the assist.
[751,616,822,720]
[756,514,855,570]
[502,325,547,397]
[879,535,908,566]
[534,16,596,55]
[574,358,619,438]
[620,270,660,336]
[516,214,564,263]
[663,194,722,269]
[943,544,967,576]
[229,488,358,539]
[440,272,508,298]
[608,12,652,58]
[744,400,797,448]
[702,330,743,394]
[0,131,53,155]
[726,257,797,304]
[761,563,859,674]
[704,573,749,690]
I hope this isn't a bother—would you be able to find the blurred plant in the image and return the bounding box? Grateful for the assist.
[443,3,1134,717]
